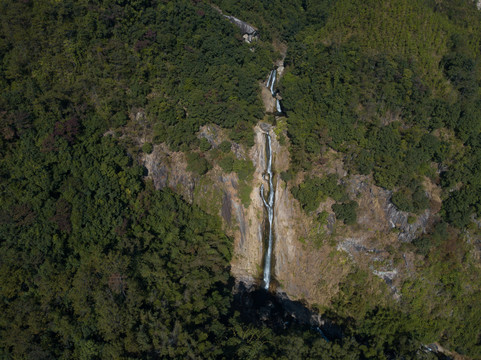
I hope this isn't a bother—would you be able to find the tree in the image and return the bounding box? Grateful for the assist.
[332,201,358,225]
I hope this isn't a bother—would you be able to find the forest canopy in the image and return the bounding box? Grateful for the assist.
[1,0,481,358]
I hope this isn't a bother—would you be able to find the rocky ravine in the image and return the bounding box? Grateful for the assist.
[141,122,313,293]
[142,123,443,305]
[141,47,441,306]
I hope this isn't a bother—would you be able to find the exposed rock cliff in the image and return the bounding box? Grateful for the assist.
[140,121,336,300]
[212,5,259,42]
[141,120,442,307]
[143,144,195,202]
[140,53,442,308]
[142,125,267,288]
[229,124,266,285]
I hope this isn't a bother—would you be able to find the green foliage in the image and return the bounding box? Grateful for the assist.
[233,159,255,182]
[199,137,212,152]
[230,122,256,148]
[238,182,252,208]
[141,142,153,154]
[211,0,336,42]
[218,155,254,183]
[281,4,481,238]
[400,234,481,357]
[186,152,212,176]
[318,0,481,89]
[356,307,433,359]
[391,184,429,214]
[332,201,358,225]
[411,222,449,257]
[2,0,481,357]
[219,155,235,172]
[219,140,232,153]
[356,150,375,175]
[292,174,346,213]
[0,121,233,358]
[282,39,444,188]
[442,188,475,228]
[0,0,272,156]
[280,170,294,182]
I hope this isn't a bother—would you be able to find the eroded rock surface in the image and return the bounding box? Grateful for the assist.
[142,120,443,308]
[348,175,434,242]
[143,144,195,202]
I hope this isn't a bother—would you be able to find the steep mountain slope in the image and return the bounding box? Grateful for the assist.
[2,0,481,358]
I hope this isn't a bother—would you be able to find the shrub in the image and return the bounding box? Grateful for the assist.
[142,142,153,154]
[233,159,255,182]
[332,201,358,225]
[199,138,212,152]
[392,186,429,214]
[292,174,347,213]
[392,190,413,212]
[186,152,211,175]
[219,156,235,173]
[219,140,231,153]
[238,182,252,208]
[280,170,294,182]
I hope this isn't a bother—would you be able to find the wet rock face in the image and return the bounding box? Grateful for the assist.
[261,86,277,114]
[258,126,331,303]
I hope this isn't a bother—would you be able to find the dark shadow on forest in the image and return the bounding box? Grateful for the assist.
[232,282,342,340]
[232,282,453,359]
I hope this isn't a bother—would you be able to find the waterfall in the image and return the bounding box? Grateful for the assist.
[266,70,274,89]
[260,133,274,290]
[270,70,277,96]
[276,99,282,114]
[260,63,284,289]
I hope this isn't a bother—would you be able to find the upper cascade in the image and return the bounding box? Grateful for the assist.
[265,68,284,116]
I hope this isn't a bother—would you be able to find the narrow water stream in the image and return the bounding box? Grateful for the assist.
[266,69,277,96]
[260,133,274,290]
[276,98,282,114]
[260,66,282,290]
[269,70,277,96]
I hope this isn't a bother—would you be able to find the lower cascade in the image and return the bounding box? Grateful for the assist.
[260,132,274,290]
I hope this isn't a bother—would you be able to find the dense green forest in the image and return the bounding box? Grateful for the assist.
[279,0,481,357]
[1,0,481,358]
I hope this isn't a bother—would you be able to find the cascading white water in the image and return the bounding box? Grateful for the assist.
[276,99,282,114]
[260,133,274,290]
[266,70,274,89]
[269,70,277,96]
